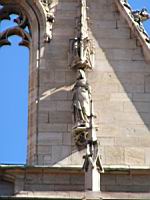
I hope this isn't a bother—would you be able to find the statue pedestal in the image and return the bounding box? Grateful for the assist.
[72,126,88,147]
[85,164,100,191]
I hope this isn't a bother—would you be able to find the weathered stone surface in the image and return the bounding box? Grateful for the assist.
[145,74,150,92]
[2,0,150,197]
[133,93,150,102]
[0,181,14,196]
[38,123,68,132]
[51,145,72,164]
[104,147,125,165]
[110,93,132,102]
[91,28,130,39]
[125,148,145,166]
[98,39,137,49]
[23,0,150,169]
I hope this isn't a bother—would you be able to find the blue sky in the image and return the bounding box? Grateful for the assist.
[0,15,29,164]
[0,1,150,164]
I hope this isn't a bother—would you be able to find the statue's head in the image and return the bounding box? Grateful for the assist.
[77,69,86,80]
[140,8,150,21]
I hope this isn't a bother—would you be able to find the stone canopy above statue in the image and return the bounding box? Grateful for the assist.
[68,0,95,70]
[69,37,95,70]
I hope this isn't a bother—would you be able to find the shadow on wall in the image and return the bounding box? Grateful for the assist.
[38,82,86,166]
[88,0,150,136]
[37,0,150,166]
[37,0,85,166]
[40,85,73,101]
[0,180,14,196]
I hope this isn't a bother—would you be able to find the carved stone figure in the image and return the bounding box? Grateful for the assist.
[44,13,55,42]
[120,0,150,44]
[72,69,91,129]
[131,8,150,42]
[40,0,55,43]
[132,8,150,26]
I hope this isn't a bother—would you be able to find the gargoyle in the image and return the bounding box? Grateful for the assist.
[132,8,150,26]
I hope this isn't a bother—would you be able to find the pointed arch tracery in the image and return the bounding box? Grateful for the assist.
[0,3,31,47]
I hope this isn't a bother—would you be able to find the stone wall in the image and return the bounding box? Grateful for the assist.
[2,166,150,195]
[0,167,84,195]
[24,173,84,191]
[37,0,78,165]
[87,0,150,167]
[28,0,150,167]
[1,0,150,197]
[0,180,14,196]
[101,172,150,192]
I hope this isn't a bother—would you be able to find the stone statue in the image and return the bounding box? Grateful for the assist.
[120,1,150,44]
[40,0,55,43]
[44,13,55,42]
[132,8,150,26]
[72,69,91,129]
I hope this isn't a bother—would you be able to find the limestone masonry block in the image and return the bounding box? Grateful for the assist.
[125,148,145,166]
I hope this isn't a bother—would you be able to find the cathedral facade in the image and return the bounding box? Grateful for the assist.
[0,0,150,199]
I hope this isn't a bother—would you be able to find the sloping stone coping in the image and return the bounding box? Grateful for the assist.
[115,0,150,62]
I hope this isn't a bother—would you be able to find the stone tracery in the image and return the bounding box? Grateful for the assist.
[0,3,31,48]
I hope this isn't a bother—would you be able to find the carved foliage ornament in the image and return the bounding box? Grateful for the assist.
[0,3,31,48]
[40,0,55,43]
[120,0,150,43]
[40,0,52,7]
